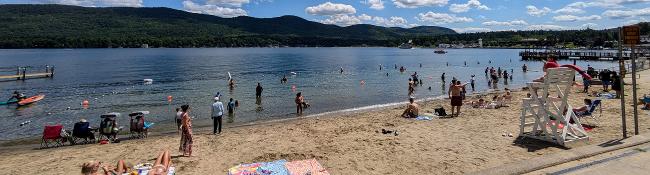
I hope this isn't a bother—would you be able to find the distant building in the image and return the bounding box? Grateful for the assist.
[141,44,149,48]
[478,38,483,48]
[521,38,539,42]
[641,35,650,43]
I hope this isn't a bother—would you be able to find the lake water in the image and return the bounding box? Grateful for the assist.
[0,48,616,140]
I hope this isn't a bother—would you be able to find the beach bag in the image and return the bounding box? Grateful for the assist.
[434,107,447,116]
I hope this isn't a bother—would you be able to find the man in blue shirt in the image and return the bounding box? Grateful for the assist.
[211,96,224,134]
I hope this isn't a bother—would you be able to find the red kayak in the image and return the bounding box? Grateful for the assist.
[18,94,45,106]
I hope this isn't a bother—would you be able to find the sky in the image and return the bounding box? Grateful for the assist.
[2,0,650,33]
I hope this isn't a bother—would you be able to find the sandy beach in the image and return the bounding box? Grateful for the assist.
[1,69,649,175]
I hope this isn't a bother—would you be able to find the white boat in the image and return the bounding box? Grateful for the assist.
[399,40,414,49]
[434,48,447,54]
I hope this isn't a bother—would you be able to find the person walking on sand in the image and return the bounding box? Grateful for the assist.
[211,97,224,135]
[256,83,263,99]
[179,105,193,157]
[448,81,467,117]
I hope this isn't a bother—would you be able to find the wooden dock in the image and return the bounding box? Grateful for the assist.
[0,66,54,81]
[520,49,649,61]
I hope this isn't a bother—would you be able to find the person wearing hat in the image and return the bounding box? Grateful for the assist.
[211,96,225,134]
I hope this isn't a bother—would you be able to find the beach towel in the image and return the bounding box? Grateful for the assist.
[285,159,329,175]
[415,116,432,120]
[228,160,288,175]
[144,122,154,129]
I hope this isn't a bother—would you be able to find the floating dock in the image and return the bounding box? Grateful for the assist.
[0,66,54,81]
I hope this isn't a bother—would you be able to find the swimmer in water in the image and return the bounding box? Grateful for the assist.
[228,79,236,87]
[281,75,288,84]
[340,67,344,74]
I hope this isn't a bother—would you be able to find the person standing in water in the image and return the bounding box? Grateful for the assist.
[255,83,263,98]
[281,75,287,84]
[340,67,344,74]
[522,64,528,72]
[470,75,476,91]
[441,73,446,82]
[295,92,305,115]
[211,97,224,135]
[227,98,236,120]
[228,78,236,88]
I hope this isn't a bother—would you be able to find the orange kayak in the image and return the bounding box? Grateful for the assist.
[18,94,45,106]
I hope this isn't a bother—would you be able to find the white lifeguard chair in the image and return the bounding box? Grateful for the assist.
[519,67,589,146]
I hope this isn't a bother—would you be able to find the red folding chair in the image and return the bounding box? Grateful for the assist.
[41,125,64,149]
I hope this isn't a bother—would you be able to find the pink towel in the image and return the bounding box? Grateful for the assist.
[285,159,329,175]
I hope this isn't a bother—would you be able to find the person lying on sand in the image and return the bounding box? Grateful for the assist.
[485,95,505,109]
[471,99,487,108]
[401,97,419,118]
[148,150,173,175]
[81,160,131,175]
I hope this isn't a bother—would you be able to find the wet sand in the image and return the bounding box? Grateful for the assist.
[1,70,649,175]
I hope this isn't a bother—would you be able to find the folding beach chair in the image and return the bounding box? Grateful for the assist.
[576,99,602,125]
[72,121,95,145]
[41,125,65,149]
[98,112,120,141]
[129,111,150,139]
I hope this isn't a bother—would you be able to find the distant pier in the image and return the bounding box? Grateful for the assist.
[0,66,54,81]
[520,49,649,61]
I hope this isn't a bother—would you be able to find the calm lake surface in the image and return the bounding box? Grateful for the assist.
[0,48,615,140]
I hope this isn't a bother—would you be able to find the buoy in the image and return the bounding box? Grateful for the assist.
[167,95,173,102]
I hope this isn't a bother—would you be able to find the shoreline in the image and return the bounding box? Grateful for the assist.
[0,87,511,148]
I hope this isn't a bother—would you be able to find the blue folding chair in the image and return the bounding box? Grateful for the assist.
[577,99,602,125]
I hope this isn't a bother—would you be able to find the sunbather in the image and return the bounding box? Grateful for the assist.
[486,95,503,109]
[471,99,487,108]
[401,97,419,118]
[81,160,130,175]
[149,150,172,175]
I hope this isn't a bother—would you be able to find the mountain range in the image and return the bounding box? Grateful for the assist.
[0,4,456,48]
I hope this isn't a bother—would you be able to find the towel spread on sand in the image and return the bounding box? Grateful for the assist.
[415,116,432,120]
[228,159,288,175]
[285,159,330,175]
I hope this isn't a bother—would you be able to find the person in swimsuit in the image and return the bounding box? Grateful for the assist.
[281,75,288,84]
[295,92,305,115]
[448,81,468,117]
[8,91,25,101]
[401,97,419,118]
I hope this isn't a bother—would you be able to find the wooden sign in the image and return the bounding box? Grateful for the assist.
[623,25,640,45]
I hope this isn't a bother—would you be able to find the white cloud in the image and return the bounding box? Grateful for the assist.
[526,24,564,30]
[554,6,585,14]
[306,2,356,16]
[361,0,385,10]
[452,27,491,33]
[602,7,650,19]
[33,0,143,7]
[624,19,641,25]
[392,0,448,8]
[373,16,408,27]
[205,0,249,7]
[321,14,362,26]
[415,12,473,24]
[358,14,373,21]
[580,23,599,29]
[449,0,489,13]
[526,5,551,17]
[183,0,247,18]
[553,15,602,21]
[482,20,528,26]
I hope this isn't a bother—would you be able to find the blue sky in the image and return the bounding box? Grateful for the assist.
[3,0,650,32]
